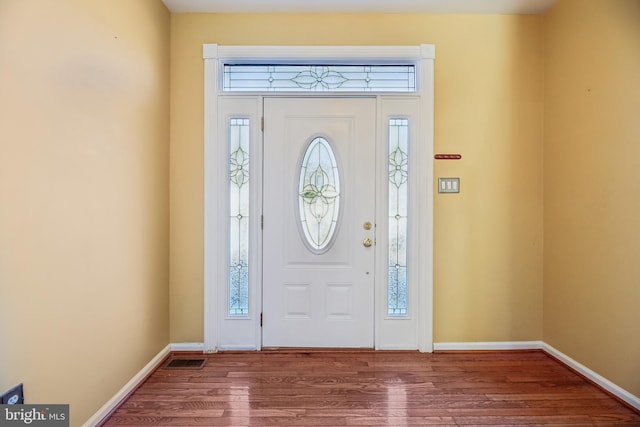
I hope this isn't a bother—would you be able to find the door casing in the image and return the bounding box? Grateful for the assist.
[203,45,435,352]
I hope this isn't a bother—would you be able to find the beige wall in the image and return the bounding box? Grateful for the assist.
[1,0,636,419]
[169,14,544,343]
[544,0,640,396]
[0,0,170,425]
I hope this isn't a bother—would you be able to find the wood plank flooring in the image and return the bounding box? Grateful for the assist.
[102,350,640,426]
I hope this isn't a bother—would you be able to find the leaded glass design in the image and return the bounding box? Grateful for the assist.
[298,137,341,252]
[223,65,416,92]
[388,119,409,316]
[229,118,250,316]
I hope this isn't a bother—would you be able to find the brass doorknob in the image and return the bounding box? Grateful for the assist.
[363,238,373,248]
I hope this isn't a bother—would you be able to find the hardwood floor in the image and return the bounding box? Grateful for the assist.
[102,350,640,426]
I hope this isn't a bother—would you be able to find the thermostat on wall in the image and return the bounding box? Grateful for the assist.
[1,383,24,404]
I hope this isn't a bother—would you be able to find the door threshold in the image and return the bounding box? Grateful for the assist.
[261,347,387,353]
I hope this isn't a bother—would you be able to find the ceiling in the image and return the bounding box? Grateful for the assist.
[162,0,557,14]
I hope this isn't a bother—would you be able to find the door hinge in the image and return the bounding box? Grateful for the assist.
[261,215,264,230]
[260,312,263,327]
[261,116,264,131]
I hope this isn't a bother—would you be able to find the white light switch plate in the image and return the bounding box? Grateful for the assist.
[438,177,460,193]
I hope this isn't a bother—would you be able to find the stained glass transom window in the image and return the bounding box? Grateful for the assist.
[223,65,416,92]
[388,119,409,317]
[298,137,341,252]
[229,118,250,316]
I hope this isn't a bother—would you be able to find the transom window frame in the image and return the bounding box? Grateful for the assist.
[222,63,417,92]
[203,45,435,353]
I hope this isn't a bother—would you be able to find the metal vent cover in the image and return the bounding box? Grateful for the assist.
[164,358,207,370]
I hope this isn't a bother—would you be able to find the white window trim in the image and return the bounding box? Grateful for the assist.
[203,45,434,353]
[205,44,433,63]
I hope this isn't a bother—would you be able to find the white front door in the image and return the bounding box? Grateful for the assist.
[262,97,376,348]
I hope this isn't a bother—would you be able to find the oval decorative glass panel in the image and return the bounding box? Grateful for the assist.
[298,137,341,252]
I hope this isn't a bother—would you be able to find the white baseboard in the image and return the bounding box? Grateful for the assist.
[542,342,640,411]
[170,342,205,352]
[82,344,171,427]
[434,340,639,412]
[433,341,544,351]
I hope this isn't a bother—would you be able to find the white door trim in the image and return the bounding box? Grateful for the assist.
[203,45,435,353]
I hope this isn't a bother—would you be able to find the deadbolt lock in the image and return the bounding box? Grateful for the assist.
[363,221,372,230]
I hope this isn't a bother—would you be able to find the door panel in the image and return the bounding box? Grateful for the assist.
[262,98,376,347]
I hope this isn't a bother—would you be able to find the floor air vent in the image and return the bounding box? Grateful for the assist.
[164,358,206,370]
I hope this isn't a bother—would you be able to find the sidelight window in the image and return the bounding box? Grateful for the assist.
[388,119,409,316]
[228,118,250,316]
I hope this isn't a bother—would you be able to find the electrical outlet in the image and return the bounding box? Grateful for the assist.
[1,383,24,404]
